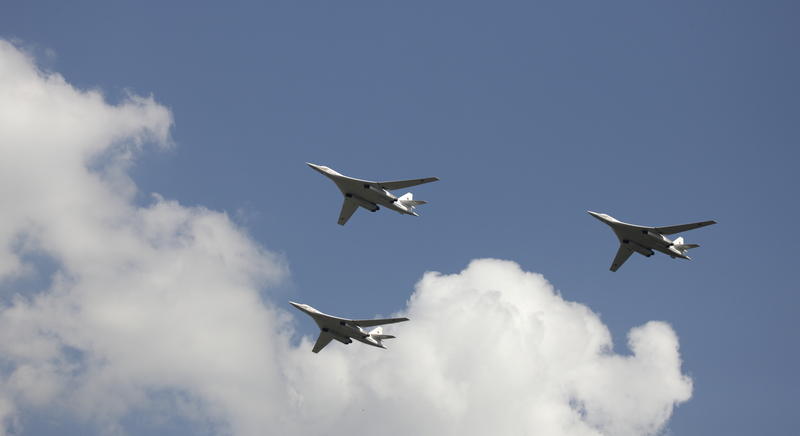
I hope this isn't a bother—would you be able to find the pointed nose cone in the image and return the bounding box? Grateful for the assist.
[306,162,327,175]
[587,211,612,224]
[289,301,303,310]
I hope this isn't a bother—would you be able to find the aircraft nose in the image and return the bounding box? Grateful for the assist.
[289,301,302,309]
[587,211,607,222]
[306,162,326,174]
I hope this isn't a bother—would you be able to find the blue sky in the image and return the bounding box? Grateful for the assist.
[2,1,798,435]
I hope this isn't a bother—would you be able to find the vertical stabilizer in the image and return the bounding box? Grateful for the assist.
[369,326,396,346]
[397,192,427,209]
[670,236,700,258]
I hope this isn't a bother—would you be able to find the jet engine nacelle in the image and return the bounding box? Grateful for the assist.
[321,327,353,344]
[393,201,410,213]
[643,230,670,243]
[346,194,379,212]
[625,241,654,257]
[364,184,389,195]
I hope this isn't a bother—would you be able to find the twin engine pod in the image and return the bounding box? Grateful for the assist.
[623,240,654,257]
[345,193,380,212]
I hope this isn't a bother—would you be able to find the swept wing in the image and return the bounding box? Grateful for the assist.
[610,245,634,272]
[654,220,717,235]
[313,312,410,328]
[351,317,409,328]
[338,197,359,225]
[376,177,439,190]
[312,332,334,353]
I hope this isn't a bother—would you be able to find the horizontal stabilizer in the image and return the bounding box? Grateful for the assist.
[369,326,396,340]
[673,236,699,251]
[397,192,426,207]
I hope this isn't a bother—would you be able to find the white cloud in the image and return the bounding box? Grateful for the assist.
[286,259,692,436]
[0,40,691,436]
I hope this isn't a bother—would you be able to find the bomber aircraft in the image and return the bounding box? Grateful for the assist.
[290,301,409,353]
[588,211,716,271]
[307,163,438,225]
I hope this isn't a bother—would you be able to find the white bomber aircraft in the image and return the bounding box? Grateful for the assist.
[290,301,409,353]
[588,211,716,271]
[307,163,439,225]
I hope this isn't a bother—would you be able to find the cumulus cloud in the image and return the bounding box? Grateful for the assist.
[0,40,691,436]
[0,39,288,435]
[289,259,693,436]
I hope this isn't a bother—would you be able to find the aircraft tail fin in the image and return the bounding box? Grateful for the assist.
[397,192,427,208]
[671,237,700,256]
[369,326,396,345]
[393,192,428,216]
